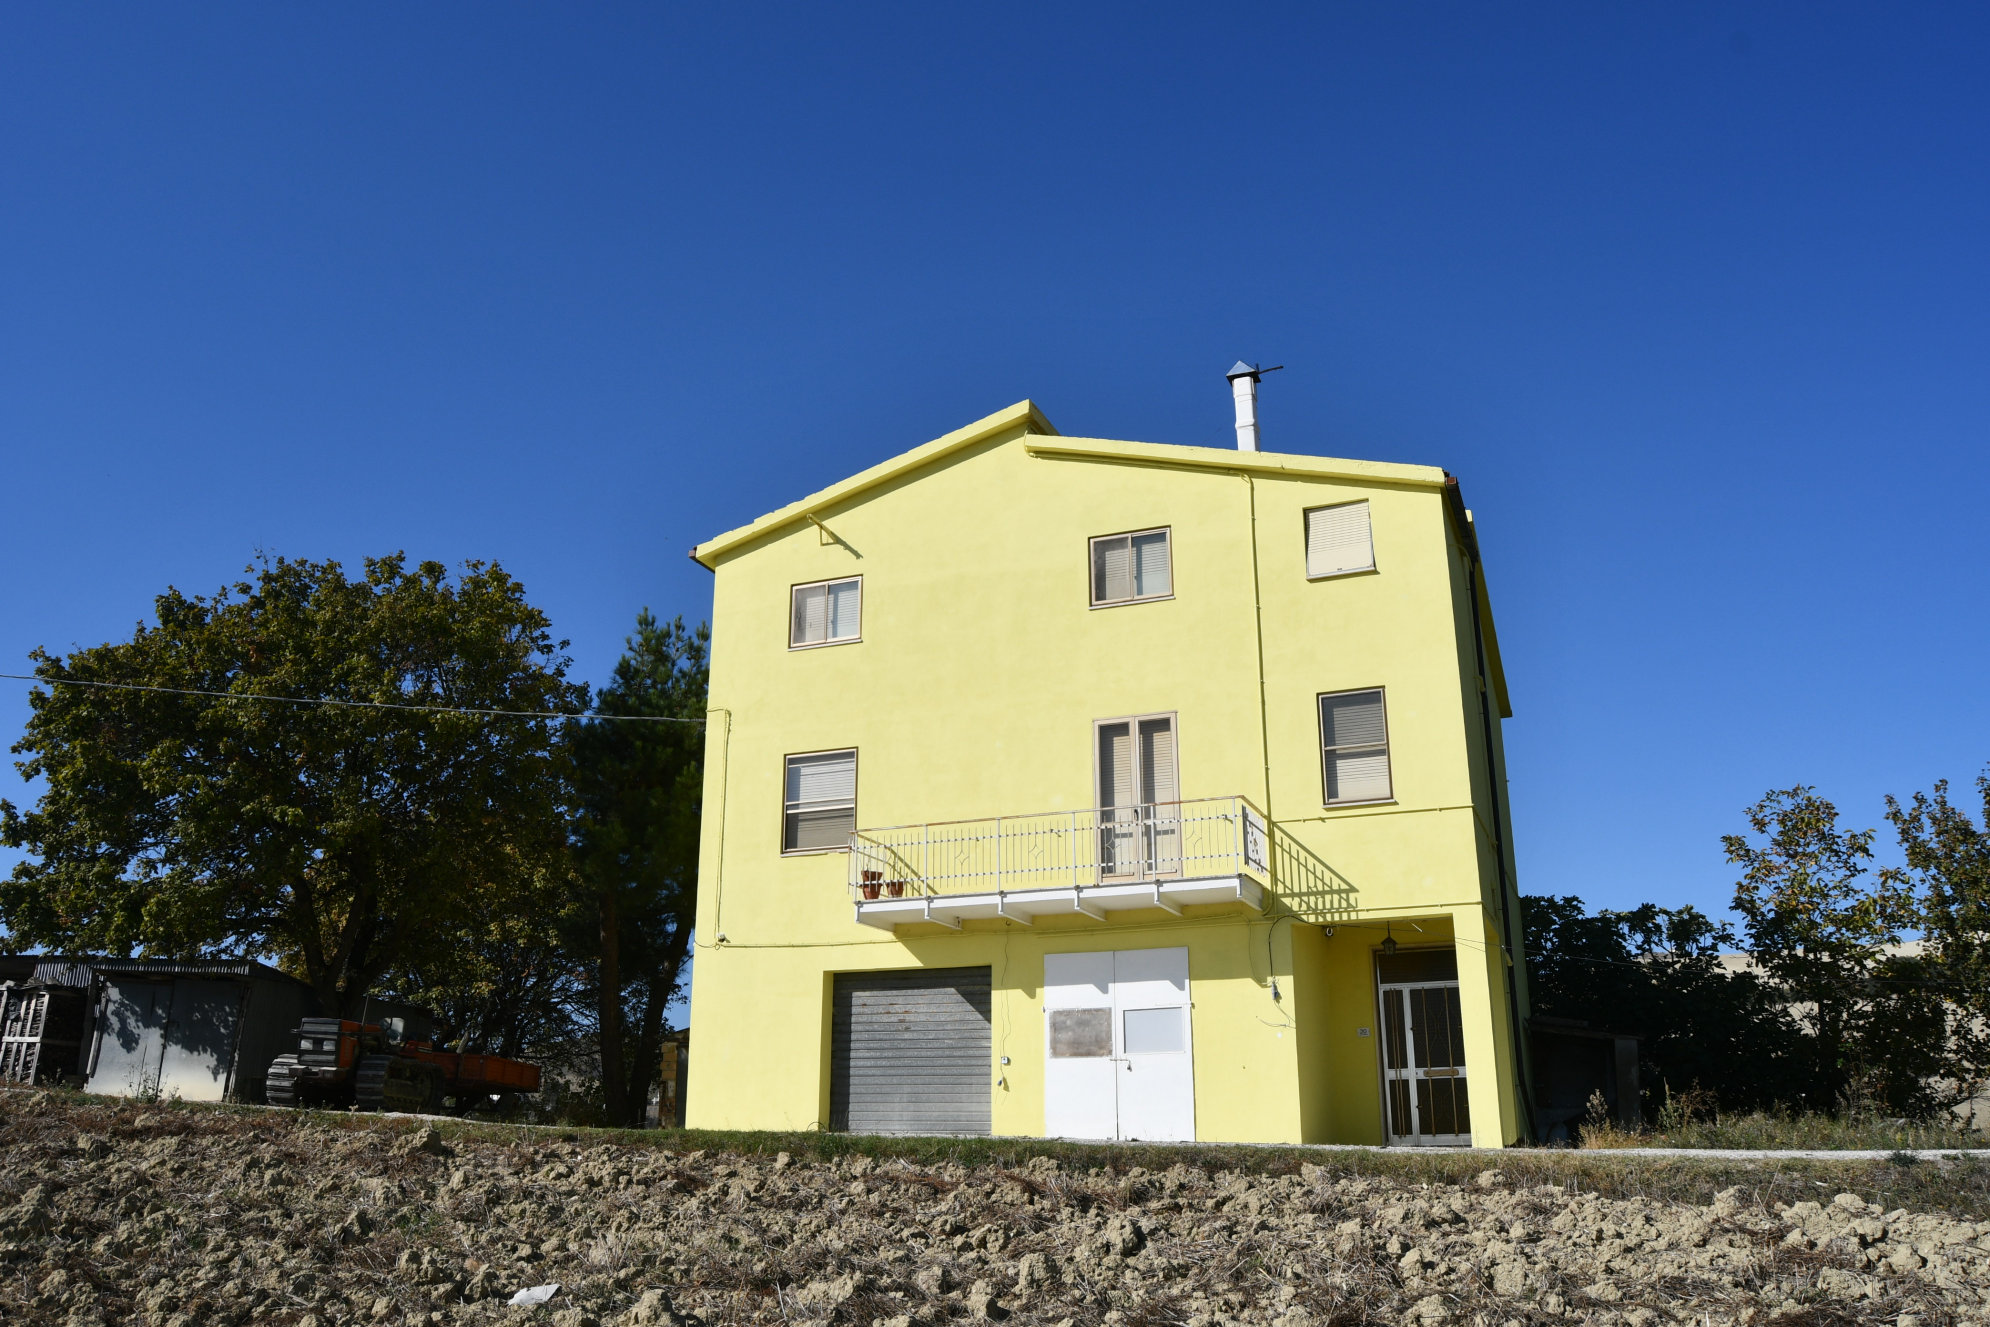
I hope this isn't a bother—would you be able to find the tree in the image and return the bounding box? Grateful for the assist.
[1724,786,1926,1112]
[372,855,587,1062]
[567,611,707,1127]
[0,555,583,1015]
[1522,894,1805,1113]
[1885,771,1990,1110]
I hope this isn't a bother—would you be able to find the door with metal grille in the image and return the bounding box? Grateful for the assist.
[830,967,992,1135]
[1379,980,1471,1146]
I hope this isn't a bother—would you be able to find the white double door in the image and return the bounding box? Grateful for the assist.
[1043,947,1194,1141]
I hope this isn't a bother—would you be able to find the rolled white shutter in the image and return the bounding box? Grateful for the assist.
[1138,717,1177,805]
[1097,722,1134,807]
[1320,690,1391,802]
[788,750,856,805]
[1321,690,1386,749]
[1131,531,1172,598]
[1093,536,1133,603]
[827,579,861,640]
[785,750,857,851]
[1327,749,1393,803]
[1306,502,1374,578]
[792,585,828,645]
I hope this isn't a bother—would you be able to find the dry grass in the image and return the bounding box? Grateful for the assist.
[1576,1087,1990,1154]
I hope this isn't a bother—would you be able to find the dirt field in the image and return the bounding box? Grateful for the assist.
[4,1092,1989,1326]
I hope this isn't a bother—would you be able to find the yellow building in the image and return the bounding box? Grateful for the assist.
[686,390,1532,1146]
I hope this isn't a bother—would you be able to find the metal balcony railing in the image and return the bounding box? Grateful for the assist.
[847,795,1269,901]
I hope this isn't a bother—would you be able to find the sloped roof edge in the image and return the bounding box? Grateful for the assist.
[1022,437,1449,487]
[690,400,1057,568]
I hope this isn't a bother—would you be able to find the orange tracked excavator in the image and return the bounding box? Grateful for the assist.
[265,1017,541,1114]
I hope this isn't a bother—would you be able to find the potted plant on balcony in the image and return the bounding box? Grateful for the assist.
[859,869,883,901]
[884,879,907,898]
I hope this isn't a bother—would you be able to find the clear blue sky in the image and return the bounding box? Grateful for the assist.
[3,5,1986,927]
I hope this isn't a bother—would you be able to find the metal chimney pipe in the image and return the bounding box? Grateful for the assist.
[1226,361,1260,452]
[1225,361,1281,451]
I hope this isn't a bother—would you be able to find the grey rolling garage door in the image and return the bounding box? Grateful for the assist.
[831,967,992,1135]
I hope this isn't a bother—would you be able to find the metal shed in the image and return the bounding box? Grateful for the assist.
[82,959,314,1104]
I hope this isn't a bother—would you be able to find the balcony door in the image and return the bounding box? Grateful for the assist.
[1095,714,1179,880]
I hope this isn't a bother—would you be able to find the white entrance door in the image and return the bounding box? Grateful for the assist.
[1379,980,1471,1146]
[1044,946,1194,1141]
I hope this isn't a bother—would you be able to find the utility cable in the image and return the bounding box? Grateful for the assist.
[0,672,705,724]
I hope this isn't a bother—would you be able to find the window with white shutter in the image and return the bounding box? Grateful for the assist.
[1305,501,1375,579]
[790,577,862,648]
[784,749,857,852]
[1318,689,1392,805]
[1090,528,1172,606]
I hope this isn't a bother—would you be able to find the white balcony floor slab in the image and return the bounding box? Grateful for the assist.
[853,873,1263,930]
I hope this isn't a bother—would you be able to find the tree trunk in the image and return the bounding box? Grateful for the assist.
[597,888,628,1124]
[626,978,666,1125]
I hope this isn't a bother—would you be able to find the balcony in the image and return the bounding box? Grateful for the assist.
[846,795,1270,930]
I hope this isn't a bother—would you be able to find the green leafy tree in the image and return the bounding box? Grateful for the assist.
[0,555,583,1015]
[1885,772,1990,1110]
[372,856,586,1062]
[1724,786,1926,1112]
[568,611,708,1127]
[1522,894,1806,1113]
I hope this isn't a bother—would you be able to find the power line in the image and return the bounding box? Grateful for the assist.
[0,672,705,725]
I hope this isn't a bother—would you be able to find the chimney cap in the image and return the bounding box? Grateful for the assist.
[1225,360,1284,382]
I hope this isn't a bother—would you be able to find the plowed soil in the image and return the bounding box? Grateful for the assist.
[3,1092,1988,1326]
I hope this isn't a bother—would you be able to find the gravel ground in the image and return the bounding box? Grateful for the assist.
[3,1092,1989,1326]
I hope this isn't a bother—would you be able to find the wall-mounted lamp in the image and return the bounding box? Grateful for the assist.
[1380,923,1398,957]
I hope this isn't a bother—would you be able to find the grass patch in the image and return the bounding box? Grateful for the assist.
[1576,1088,1988,1152]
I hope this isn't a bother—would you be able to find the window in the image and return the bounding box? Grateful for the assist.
[1122,1006,1186,1054]
[1090,528,1172,606]
[783,749,856,852]
[790,577,861,648]
[1305,501,1374,578]
[1096,713,1181,878]
[1319,688,1392,804]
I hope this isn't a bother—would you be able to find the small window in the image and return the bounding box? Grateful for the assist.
[1090,528,1172,605]
[1123,1006,1186,1054]
[1305,501,1374,578]
[790,577,861,648]
[1319,688,1392,804]
[783,749,857,852]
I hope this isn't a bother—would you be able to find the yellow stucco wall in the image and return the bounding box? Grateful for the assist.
[686,404,1529,1146]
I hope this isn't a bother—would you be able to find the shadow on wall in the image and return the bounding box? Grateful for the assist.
[94,978,243,1100]
[1268,825,1360,923]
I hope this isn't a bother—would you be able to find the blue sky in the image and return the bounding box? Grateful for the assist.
[2,4,1986,929]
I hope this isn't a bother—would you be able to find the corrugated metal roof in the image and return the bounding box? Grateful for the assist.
[78,958,305,984]
[30,961,94,988]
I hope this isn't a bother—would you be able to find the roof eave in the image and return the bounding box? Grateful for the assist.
[1021,437,1449,488]
[689,400,1058,569]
